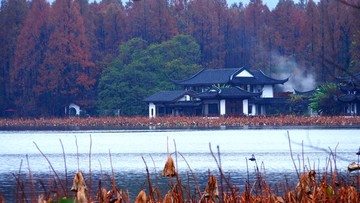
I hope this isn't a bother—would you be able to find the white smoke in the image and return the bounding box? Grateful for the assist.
[271,54,316,93]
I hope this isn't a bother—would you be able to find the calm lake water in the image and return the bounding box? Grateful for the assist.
[0,128,359,201]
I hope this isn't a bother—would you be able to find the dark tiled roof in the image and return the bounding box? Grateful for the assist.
[252,97,289,104]
[169,101,202,107]
[294,89,315,96]
[174,68,288,86]
[338,94,360,103]
[144,90,191,103]
[174,68,240,86]
[197,87,261,99]
[230,70,288,85]
[340,86,360,92]
[336,73,360,86]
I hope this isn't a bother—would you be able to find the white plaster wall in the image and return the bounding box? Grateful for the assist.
[178,95,191,101]
[69,103,80,115]
[220,99,226,116]
[242,99,248,115]
[236,70,253,77]
[251,104,256,116]
[149,103,156,118]
[262,85,273,98]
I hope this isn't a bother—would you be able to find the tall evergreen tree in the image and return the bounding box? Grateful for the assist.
[349,1,360,73]
[300,0,320,79]
[0,0,28,116]
[11,0,50,116]
[36,0,95,116]
[244,0,271,70]
[126,0,177,43]
[187,0,227,68]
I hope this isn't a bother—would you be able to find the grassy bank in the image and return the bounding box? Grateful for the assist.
[1,115,360,130]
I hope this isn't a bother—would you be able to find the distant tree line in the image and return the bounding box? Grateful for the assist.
[0,0,359,117]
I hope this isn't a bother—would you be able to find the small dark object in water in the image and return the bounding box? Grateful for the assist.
[348,162,360,172]
[249,154,256,161]
[356,147,360,155]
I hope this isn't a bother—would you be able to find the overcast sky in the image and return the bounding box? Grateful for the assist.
[227,0,279,9]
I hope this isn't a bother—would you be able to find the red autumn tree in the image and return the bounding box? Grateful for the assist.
[36,0,95,116]
[187,0,227,68]
[92,0,126,57]
[126,0,177,43]
[224,5,248,68]
[299,0,321,81]
[318,0,354,81]
[349,1,360,73]
[243,0,271,70]
[11,0,50,116]
[0,0,28,115]
[271,0,304,56]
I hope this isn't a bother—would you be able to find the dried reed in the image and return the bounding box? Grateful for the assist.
[6,134,360,203]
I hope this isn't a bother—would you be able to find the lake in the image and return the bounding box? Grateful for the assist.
[0,128,359,201]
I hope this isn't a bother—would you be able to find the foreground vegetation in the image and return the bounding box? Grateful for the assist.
[0,116,360,130]
[1,134,359,203]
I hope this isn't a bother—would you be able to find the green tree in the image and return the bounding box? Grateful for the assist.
[288,94,309,115]
[97,35,201,116]
[309,83,344,115]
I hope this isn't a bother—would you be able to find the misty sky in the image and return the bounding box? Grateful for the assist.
[227,0,319,10]
[227,0,279,9]
[68,0,317,10]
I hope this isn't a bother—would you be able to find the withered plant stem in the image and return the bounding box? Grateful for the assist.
[302,140,305,173]
[14,159,23,202]
[109,149,117,192]
[59,138,68,197]
[178,151,202,198]
[217,145,224,201]
[88,134,93,202]
[75,136,79,172]
[173,139,178,174]
[287,131,300,181]
[209,142,235,199]
[33,141,67,196]
[142,156,154,202]
[26,155,36,203]
[149,154,161,200]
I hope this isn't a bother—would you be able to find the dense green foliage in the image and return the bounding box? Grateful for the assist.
[97,35,201,116]
[288,94,309,115]
[309,83,345,115]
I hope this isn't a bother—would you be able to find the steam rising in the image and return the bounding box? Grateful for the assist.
[272,55,316,92]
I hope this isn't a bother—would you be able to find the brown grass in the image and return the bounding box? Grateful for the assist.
[1,115,360,130]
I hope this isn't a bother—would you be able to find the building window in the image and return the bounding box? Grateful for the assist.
[248,104,253,114]
[208,103,219,115]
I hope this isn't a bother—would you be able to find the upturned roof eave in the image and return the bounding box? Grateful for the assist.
[171,68,207,85]
[143,90,195,103]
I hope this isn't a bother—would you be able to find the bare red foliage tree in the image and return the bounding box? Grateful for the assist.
[11,0,50,116]
[36,0,95,116]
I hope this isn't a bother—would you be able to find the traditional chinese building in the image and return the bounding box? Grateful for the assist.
[144,67,289,118]
[337,73,360,116]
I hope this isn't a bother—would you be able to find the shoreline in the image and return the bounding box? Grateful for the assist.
[1,115,360,130]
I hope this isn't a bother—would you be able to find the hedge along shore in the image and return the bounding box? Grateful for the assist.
[1,116,360,130]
